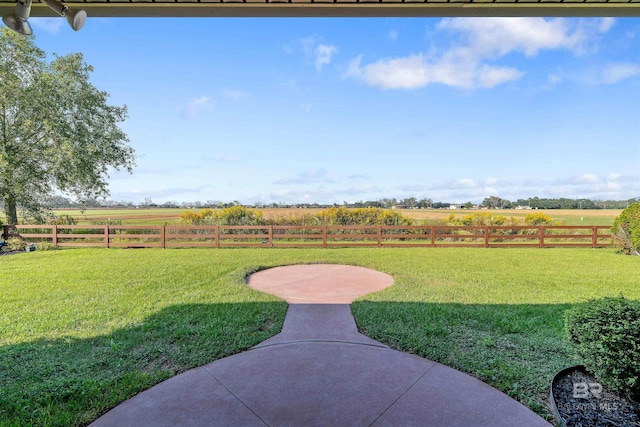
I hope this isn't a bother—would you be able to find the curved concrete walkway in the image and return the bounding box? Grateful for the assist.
[91,264,551,427]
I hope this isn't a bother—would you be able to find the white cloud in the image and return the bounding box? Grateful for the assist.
[241,171,639,205]
[346,18,611,91]
[476,65,524,89]
[344,53,522,90]
[402,172,640,204]
[458,178,478,188]
[431,178,480,190]
[573,174,599,184]
[345,55,428,90]
[546,73,563,87]
[389,30,399,41]
[30,18,64,34]
[438,18,586,57]
[599,18,615,33]
[486,177,498,185]
[295,37,338,72]
[315,44,338,71]
[184,96,212,117]
[601,63,640,84]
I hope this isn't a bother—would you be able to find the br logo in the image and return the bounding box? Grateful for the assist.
[573,382,603,399]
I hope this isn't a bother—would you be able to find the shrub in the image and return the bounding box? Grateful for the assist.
[36,242,59,251]
[444,212,519,227]
[216,206,265,226]
[565,296,640,399]
[317,207,413,226]
[6,237,26,252]
[179,206,265,226]
[179,209,216,226]
[51,214,78,226]
[611,203,640,255]
[271,213,321,226]
[524,212,554,226]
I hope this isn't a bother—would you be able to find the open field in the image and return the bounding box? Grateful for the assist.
[397,208,623,226]
[43,207,623,226]
[1,247,638,425]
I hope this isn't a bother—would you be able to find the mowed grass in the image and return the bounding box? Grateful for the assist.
[1,248,638,425]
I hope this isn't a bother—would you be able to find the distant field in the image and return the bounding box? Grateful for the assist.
[52,208,183,225]
[42,207,623,227]
[0,207,620,227]
[398,208,622,226]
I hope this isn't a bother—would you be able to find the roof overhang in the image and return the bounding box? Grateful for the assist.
[1,0,639,18]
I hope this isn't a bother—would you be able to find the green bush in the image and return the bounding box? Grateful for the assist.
[216,206,265,226]
[51,214,78,226]
[611,203,640,255]
[36,242,59,251]
[565,296,640,399]
[524,212,555,226]
[317,207,413,226]
[445,212,518,227]
[6,237,26,252]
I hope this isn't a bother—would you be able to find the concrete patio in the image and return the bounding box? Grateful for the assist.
[90,264,551,426]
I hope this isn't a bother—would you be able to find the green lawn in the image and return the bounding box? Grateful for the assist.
[1,248,638,426]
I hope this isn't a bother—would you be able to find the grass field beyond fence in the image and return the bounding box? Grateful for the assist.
[32,207,624,226]
[1,248,638,425]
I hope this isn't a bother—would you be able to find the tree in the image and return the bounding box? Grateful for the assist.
[481,196,511,209]
[0,29,135,224]
[417,198,432,209]
[611,203,640,256]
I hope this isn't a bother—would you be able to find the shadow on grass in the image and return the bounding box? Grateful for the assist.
[2,299,578,425]
[0,301,287,427]
[351,301,579,420]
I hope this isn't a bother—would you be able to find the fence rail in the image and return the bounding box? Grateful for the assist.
[2,224,612,249]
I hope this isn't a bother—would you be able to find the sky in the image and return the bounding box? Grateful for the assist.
[18,16,640,205]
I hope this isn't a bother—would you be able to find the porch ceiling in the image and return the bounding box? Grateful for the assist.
[0,0,638,18]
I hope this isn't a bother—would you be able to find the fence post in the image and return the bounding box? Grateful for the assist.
[268,225,273,248]
[539,226,545,248]
[592,226,598,248]
[430,226,435,247]
[52,225,58,246]
[322,226,327,249]
[377,226,382,248]
[105,226,110,248]
[160,225,166,249]
[484,227,489,248]
[215,226,220,249]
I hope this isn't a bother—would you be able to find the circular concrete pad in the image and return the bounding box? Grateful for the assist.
[247,264,394,303]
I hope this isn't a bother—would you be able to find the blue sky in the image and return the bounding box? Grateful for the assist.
[22,16,640,204]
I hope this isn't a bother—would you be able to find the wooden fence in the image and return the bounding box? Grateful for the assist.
[2,224,612,249]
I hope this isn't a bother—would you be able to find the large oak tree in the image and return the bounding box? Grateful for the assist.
[0,28,135,224]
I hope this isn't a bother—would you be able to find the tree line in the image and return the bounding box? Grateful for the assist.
[9,195,637,212]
